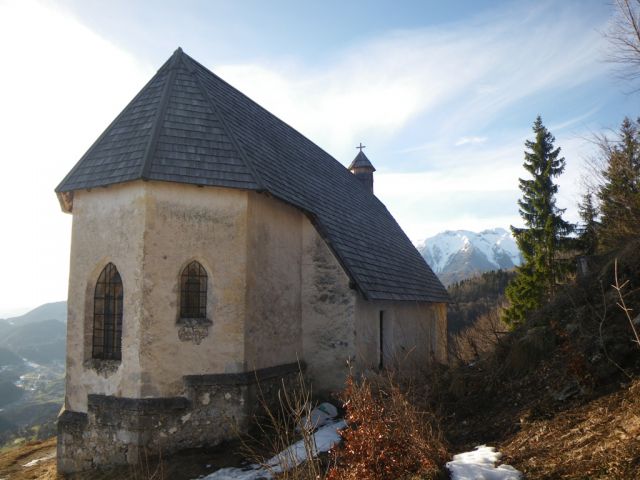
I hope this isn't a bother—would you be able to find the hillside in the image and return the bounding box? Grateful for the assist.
[0,304,67,448]
[0,319,66,364]
[435,240,640,478]
[447,269,515,334]
[0,381,24,408]
[0,302,66,325]
[418,228,521,285]
[0,347,24,366]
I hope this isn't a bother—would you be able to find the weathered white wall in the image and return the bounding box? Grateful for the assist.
[65,181,251,407]
[354,299,447,372]
[64,180,446,410]
[138,182,249,397]
[65,182,147,412]
[244,192,303,370]
[301,219,356,395]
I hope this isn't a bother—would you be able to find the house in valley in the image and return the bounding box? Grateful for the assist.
[55,48,448,473]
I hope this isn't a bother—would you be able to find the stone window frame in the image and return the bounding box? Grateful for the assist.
[84,261,125,373]
[179,260,208,320]
[91,262,123,360]
[176,259,213,345]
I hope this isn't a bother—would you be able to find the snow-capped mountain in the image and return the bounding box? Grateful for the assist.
[417,228,521,285]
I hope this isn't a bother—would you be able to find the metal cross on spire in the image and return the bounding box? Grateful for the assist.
[356,142,366,152]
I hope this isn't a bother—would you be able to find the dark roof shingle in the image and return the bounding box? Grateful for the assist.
[57,48,448,303]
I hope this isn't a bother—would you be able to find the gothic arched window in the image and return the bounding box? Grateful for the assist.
[92,263,123,360]
[180,261,207,319]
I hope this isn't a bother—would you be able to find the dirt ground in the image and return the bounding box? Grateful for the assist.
[0,437,249,480]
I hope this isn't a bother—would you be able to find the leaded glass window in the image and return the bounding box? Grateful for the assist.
[93,263,123,360]
[180,261,207,319]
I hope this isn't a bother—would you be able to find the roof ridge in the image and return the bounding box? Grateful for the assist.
[179,53,351,182]
[139,48,181,180]
[181,55,266,192]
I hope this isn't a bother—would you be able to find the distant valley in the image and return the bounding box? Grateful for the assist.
[0,302,66,446]
[418,228,521,285]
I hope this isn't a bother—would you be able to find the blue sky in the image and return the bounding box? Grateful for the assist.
[0,0,638,314]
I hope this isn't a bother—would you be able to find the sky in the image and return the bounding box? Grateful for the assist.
[0,0,638,315]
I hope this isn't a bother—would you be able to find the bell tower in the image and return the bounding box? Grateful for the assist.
[348,143,376,193]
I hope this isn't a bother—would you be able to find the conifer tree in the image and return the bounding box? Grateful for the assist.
[577,192,599,255]
[597,117,640,249]
[504,116,573,326]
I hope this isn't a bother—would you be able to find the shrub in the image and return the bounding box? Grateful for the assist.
[327,374,448,480]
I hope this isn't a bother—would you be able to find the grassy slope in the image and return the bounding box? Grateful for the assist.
[438,241,640,478]
[0,437,58,480]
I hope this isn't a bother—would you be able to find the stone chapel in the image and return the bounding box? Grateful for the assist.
[55,48,448,473]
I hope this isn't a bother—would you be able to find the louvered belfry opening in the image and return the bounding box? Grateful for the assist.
[180,261,207,319]
[93,263,123,360]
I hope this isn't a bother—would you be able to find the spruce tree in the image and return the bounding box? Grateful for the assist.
[577,192,599,255]
[504,116,573,326]
[597,117,640,249]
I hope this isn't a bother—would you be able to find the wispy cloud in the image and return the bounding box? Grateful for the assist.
[213,2,612,162]
[455,136,487,146]
[549,106,603,132]
[210,2,613,240]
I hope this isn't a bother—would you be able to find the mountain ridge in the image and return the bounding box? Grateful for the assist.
[418,228,521,285]
[0,302,66,325]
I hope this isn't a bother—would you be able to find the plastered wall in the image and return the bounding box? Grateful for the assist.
[137,182,249,396]
[64,180,446,410]
[65,183,147,412]
[244,192,303,370]
[65,181,250,408]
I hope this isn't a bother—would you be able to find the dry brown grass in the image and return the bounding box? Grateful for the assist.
[449,307,510,365]
[502,379,640,479]
[0,437,59,479]
[238,369,330,480]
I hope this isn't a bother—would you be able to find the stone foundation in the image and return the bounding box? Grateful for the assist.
[57,362,302,473]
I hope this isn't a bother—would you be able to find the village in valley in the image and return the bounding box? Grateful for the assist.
[0,1,640,479]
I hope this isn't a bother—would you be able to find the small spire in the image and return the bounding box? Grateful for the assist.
[348,144,376,194]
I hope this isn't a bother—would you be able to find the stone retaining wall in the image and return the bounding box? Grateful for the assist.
[57,362,302,473]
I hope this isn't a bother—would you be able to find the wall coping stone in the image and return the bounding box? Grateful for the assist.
[58,410,89,427]
[184,361,305,387]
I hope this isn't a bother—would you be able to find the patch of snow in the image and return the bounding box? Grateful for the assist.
[296,402,338,432]
[447,445,522,480]
[201,419,346,480]
[22,453,55,467]
[418,230,469,272]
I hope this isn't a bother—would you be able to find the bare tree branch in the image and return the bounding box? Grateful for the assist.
[606,0,640,84]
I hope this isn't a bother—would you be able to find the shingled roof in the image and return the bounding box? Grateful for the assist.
[57,48,448,303]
